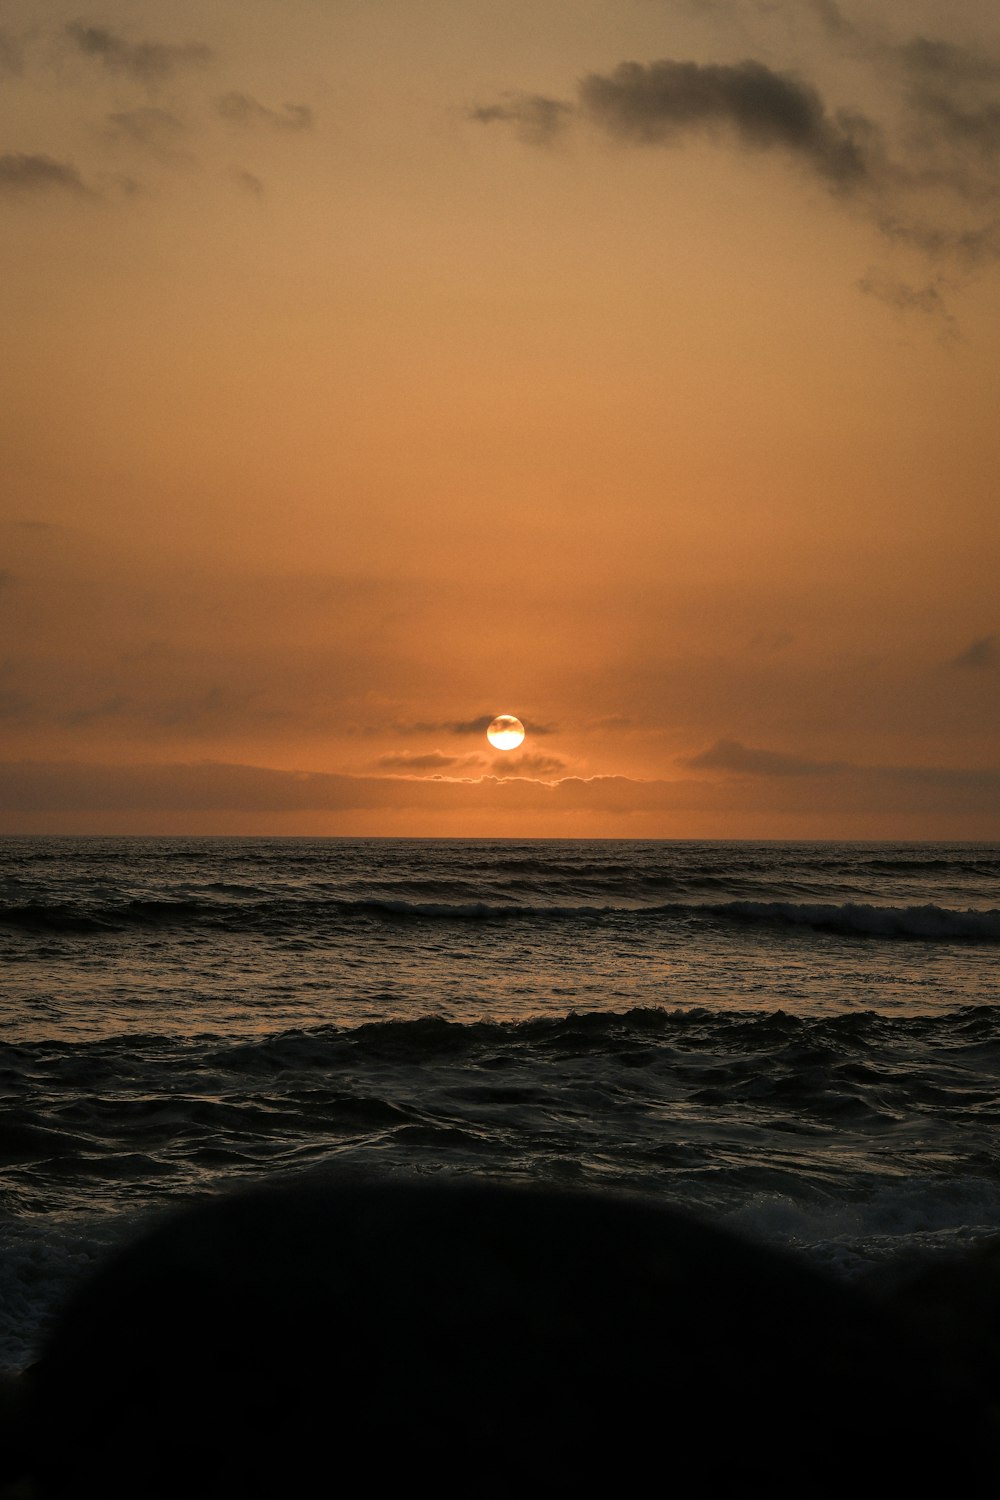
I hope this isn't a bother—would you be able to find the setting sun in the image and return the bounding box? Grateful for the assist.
[486,716,526,751]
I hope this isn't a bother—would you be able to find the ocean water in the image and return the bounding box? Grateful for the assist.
[1,835,999,1371]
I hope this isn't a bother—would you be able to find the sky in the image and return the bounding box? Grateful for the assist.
[1,0,998,838]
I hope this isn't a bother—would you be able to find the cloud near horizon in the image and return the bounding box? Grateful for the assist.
[375,750,483,772]
[494,752,568,779]
[680,738,1000,797]
[395,716,557,737]
[0,756,995,828]
[679,739,847,777]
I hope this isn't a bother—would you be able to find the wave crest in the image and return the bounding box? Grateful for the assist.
[711,900,1000,942]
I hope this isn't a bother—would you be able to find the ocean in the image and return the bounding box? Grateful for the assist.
[1,835,999,1374]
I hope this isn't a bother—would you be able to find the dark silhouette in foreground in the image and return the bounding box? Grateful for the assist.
[11,1175,998,1494]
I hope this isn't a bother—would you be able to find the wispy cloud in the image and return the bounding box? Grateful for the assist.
[105,108,193,166]
[66,21,213,83]
[495,752,568,778]
[897,35,1000,88]
[376,750,477,772]
[0,153,90,196]
[0,692,33,723]
[951,634,999,670]
[215,93,313,132]
[395,715,556,737]
[856,269,958,337]
[679,738,1000,802]
[61,696,128,727]
[229,166,264,196]
[807,6,1000,231]
[469,94,571,145]
[0,28,24,75]
[679,739,846,776]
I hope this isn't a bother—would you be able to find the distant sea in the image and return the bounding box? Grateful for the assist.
[2,835,999,1371]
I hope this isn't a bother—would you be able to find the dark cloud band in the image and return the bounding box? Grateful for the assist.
[472,56,874,188]
[579,59,872,187]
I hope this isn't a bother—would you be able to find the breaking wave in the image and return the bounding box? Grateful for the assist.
[2,894,998,943]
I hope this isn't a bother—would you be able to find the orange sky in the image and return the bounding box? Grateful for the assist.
[1,0,998,837]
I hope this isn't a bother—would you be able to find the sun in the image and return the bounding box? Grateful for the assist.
[486,714,526,751]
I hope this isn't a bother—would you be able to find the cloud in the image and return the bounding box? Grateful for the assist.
[856,270,958,337]
[0,757,994,826]
[951,634,999,670]
[0,760,374,815]
[0,28,24,74]
[468,94,571,145]
[906,90,1000,165]
[804,0,1000,90]
[0,154,90,196]
[679,738,846,776]
[229,166,264,196]
[0,692,33,723]
[395,715,557,737]
[0,760,669,816]
[376,751,469,772]
[215,93,314,132]
[106,107,184,145]
[495,753,568,778]
[813,11,1000,210]
[66,21,213,82]
[471,11,1000,271]
[876,763,1000,792]
[749,630,795,652]
[105,108,193,166]
[473,58,874,188]
[60,696,129,727]
[871,212,1000,268]
[806,0,855,43]
[679,738,1000,805]
[446,715,502,736]
[897,36,1000,89]
[578,59,873,187]
[0,760,548,815]
[0,570,15,590]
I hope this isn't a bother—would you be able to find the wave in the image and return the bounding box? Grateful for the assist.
[5,993,1000,1383]
[3,890,999,943]
[710,901,1000,942]
[4,999,997,1078]
[356,897,1000,941]
[860,856,1000,875]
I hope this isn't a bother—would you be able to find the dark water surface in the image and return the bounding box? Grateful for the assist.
[2,836,998,1369]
